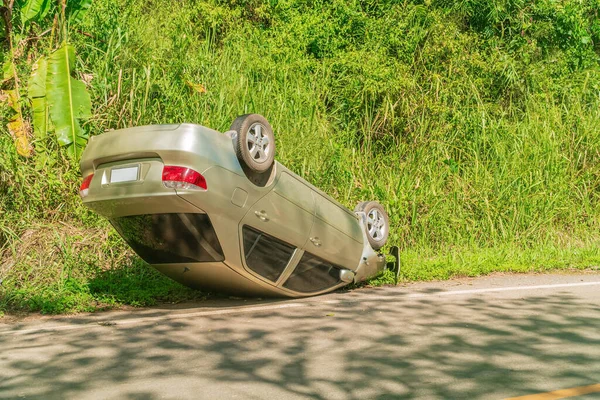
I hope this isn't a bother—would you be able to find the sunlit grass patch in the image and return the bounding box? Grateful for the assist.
[0,222,203,314]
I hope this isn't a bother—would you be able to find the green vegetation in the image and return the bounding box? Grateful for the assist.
[1,0,599,314]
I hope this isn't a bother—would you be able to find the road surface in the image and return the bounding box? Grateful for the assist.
[1,273,600,399]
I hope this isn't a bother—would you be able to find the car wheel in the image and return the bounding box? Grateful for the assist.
[230,114,275,173]
[355,201,389,250]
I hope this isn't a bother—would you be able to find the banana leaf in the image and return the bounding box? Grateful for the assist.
[8,117,32,157]
[29,56,48,140]
[47,44,91,159]
[20,0,51,25]
[2,60,13,83]
[5,90,32,157]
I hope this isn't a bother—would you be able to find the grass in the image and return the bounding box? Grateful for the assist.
[1,0,600,314]
[0,221,205,314]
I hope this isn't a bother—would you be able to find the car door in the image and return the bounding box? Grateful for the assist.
[239,171,315,282]
[304,193,363,270]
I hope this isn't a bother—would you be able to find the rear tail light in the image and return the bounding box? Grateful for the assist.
[80,174,94,198]
[162,166,207,190]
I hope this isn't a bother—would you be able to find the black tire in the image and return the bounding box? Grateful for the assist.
[355,201,389,250]
[230,114,275,173]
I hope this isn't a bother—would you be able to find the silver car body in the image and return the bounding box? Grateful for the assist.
[80,124,385,297]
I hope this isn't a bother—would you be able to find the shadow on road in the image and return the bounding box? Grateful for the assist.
[2,288,600,399]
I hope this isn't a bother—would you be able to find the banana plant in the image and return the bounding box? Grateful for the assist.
[4,0,93,159]
[46,44,91,159]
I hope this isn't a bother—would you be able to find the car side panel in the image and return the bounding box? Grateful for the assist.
[306,211,364,270]
[240,173,315,250]
[272,172,314,213]
[314,193,364,243]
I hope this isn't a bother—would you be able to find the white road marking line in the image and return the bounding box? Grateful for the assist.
[1,281,599,336]
[367,281,600,301]
[408,281,600,297]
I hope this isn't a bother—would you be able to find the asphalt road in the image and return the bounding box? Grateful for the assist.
[1,273,600,400]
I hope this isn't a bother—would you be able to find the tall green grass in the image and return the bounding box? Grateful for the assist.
[1,0,599,313]
[78,0,600,248]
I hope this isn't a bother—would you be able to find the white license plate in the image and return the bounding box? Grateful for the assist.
[110,166,139,183]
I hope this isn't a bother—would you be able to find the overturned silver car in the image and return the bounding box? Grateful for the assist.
[80,114,390,297]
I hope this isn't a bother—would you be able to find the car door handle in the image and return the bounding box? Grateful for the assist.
[254,210,269,222]
[310,237,322,247]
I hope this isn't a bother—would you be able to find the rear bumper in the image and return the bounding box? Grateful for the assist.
[84,191,198,219]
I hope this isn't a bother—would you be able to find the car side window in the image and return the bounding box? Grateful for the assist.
[283,252,341,293]
[242,225,295,282]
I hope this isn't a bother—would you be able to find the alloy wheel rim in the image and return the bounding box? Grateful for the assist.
[246,123,270,163]
[367,209,386,241]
